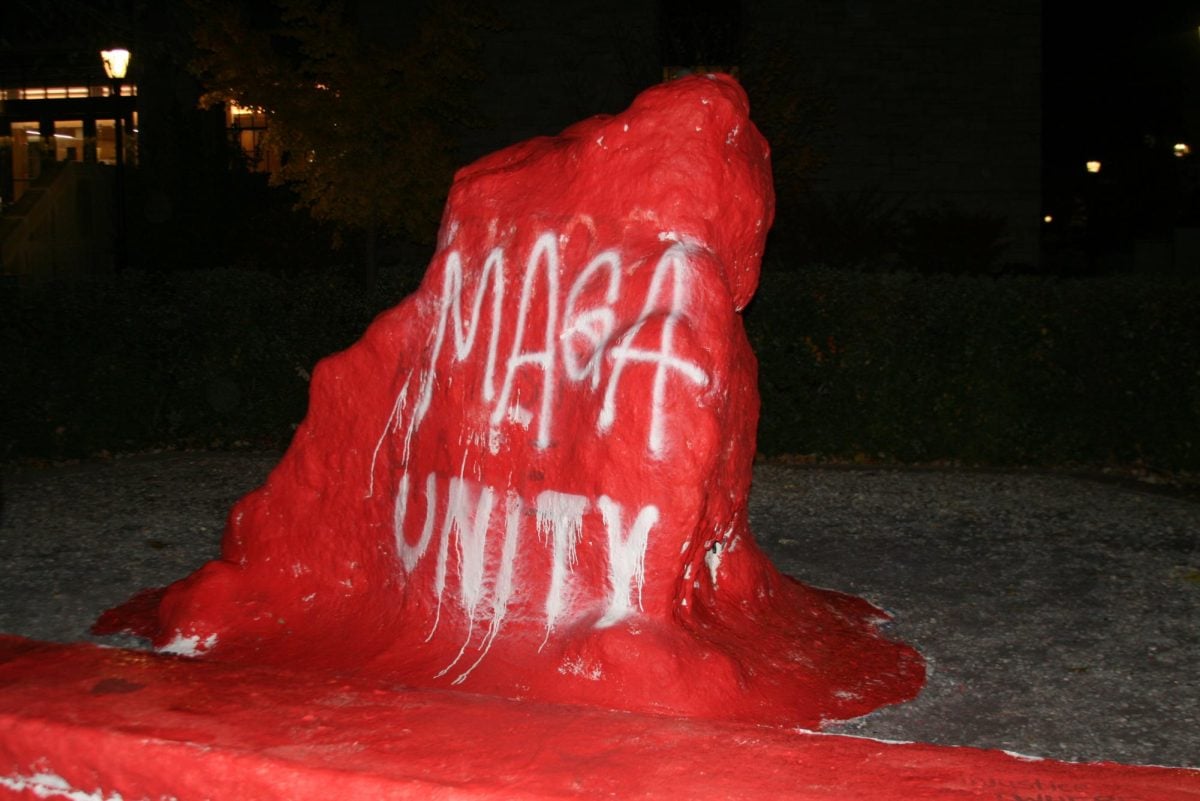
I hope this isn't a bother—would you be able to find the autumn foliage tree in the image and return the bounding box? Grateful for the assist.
[188,0,488,282]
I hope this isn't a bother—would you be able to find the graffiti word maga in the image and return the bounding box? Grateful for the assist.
[412,231,709,457]
[393,469,659,684]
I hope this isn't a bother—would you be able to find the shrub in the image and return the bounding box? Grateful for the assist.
[746,268,1200,470]
[0,267,418,459]
[3,266,1197,471]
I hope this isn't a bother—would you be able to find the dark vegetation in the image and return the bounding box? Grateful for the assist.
[5,3,1196,473]
[4,264,1198,472]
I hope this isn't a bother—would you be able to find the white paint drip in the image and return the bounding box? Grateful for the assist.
[595,496,657,627]
[445,476,495,618]
[367,369,411,498]
[0,772,126,801]
[159,632,217,657]
[535,490,588,640]
[429,457,492,644]
[452,490,524,685]
[431,472,492,675]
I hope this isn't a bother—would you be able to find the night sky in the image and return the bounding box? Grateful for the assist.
[1042,3,1200,227]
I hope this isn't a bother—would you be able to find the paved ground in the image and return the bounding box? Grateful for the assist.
[1,452,1196,769]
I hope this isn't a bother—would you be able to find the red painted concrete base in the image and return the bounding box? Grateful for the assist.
[1,637,1195,801]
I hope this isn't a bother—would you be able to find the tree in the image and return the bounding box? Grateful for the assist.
[188,0,489,283]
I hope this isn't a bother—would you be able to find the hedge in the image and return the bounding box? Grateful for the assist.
[746,268,1200,469]
[3,267,1198,470]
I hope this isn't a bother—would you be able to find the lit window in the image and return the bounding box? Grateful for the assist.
[1174,143,1190,158]
[1086,160,1101,173]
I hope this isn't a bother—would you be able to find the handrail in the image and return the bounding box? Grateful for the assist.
[0,160,115,284]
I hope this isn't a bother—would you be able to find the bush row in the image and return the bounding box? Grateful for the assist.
[746,269,1200,469]
[3,267,1198,470]
[1,268,418,458]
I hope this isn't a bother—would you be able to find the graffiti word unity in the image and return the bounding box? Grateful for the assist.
[393,468,659,684]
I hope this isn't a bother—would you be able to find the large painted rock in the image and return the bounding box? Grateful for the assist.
[98,74,923,727]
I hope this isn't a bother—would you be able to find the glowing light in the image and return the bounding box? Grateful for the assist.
[1043,214,1053,224]
[1174,143,1191,158]
[1085,160,1101,174]
[100,49,131,80]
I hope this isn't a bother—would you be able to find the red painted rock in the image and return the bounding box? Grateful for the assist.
[97,74,923,727]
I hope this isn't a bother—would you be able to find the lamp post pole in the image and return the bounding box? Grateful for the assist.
[101,48,130,272]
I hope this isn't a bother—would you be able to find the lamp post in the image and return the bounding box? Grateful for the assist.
[101,48,130,272]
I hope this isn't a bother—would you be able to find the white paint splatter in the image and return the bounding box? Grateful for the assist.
[159,632,217,658]
[1001,750,1047,762]
[558,656,603,680]
[0,772,126,801]
[704,539,725,589]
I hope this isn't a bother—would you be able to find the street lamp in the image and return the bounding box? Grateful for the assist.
[100,49,130,82]
[100,48,130,271]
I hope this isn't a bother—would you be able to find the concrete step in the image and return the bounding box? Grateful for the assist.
[1,635,1196,800]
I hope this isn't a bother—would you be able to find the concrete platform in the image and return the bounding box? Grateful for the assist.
[1,636,1196,801]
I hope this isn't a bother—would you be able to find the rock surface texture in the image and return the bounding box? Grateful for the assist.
[98,74,924,727]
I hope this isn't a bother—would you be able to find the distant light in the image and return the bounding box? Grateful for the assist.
[1043,214,1053,223]
[100,48,131,80]
[1174,142,1191,158]
[1086,160,1102,173]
